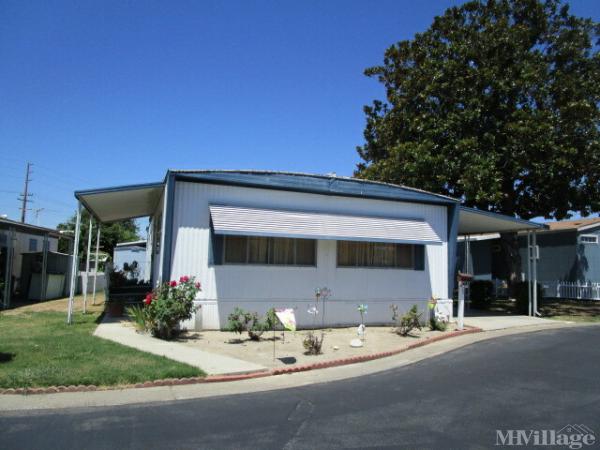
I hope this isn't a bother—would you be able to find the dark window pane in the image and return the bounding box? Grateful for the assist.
[295,239,316,265]
[372,242,395,267]
[395,244,413,268]
[355,242,372,266]
[413,245,425,270]
[248,236,269,264]
[224,236,247,263]
[337,240,354,266]
[29,238,37,252]
[270,238,294,265]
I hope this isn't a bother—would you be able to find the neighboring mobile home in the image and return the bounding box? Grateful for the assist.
[0,217,63,307]
[75,170,543,329]
[113,240,148,281]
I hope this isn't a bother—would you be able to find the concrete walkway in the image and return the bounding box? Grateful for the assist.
[464,314,563,331]
[93,317,267,376]
[3,321,594,412]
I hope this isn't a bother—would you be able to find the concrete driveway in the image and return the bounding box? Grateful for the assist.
[465,314,562,331]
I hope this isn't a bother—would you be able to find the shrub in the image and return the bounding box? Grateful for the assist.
[469,280,494,309]
[225,307,279,341]
[514,281,542,314]
[391,304,422,336]
[126,305,147,331]
[302,331,324,355]
[429,316,448,331]
[143,276,201,340]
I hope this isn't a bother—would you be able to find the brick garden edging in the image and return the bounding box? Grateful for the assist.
[0,327,482,395]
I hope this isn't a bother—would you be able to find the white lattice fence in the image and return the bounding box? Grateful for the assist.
[543,281,600,301]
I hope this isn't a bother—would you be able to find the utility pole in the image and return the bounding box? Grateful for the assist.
[19,162,33,223]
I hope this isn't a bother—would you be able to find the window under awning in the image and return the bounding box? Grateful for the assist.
[209,204,442,245]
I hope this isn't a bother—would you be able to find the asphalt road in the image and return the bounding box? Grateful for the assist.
[2,326,599,450]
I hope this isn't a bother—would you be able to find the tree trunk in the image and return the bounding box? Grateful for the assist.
[498,232,522,297]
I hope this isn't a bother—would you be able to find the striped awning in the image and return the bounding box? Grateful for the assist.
[209,205,442,245]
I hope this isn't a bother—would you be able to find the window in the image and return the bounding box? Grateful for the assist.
[579,234,598,244]
[337,240,424,270]
[28,238,38,252]
[0,233,6,246]
[221,236,316,266]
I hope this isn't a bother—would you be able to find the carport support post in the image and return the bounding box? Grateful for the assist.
[67,203,82,324]
[527,231,532,316]
[92,225,101,305]
[83,217,93,314]
[532,231,539,316]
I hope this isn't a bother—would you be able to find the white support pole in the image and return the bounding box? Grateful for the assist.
[533,231,539,316]
[457,280,465,331]
[83,217,93,314]
[41,233,49,301]
[527,231,532,316]
[67,203,83,324]
[92,225,101,305]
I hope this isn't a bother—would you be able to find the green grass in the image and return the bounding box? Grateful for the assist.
[547,315,600,323]
[0,311,204,389]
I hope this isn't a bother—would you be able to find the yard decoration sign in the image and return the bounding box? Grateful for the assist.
[275,308,296,332]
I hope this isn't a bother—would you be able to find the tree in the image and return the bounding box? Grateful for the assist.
[356,0,600,283]
[57,210,141,261]
[357,0,599,218]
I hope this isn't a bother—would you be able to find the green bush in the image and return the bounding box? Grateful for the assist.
[469,280,494,309]
[143,276,201,340]
[225,307,280,341]
[126,305,147,331]
[429,316,448,332]
[514,281,542,314]
[391,304,422,336]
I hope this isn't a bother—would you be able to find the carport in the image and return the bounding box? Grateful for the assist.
[456,206,547,327]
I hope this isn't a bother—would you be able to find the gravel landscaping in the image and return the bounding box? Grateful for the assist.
[178,325,457,369]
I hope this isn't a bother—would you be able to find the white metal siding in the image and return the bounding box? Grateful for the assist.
[170,181,449,329]
[209,204,442,244]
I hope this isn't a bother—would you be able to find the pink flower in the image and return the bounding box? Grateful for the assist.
[169,280,177,287]
[144,293,153,306]
[195,282,201,289]
[180,275,189,283]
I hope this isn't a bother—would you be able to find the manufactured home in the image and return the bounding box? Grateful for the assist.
[74,170,543,329]
[0,217,64,307]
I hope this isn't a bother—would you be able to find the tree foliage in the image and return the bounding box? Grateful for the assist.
[57,209,140,258]
[356,0,600,220]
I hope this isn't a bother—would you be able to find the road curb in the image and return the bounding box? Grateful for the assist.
[0,327,482,395]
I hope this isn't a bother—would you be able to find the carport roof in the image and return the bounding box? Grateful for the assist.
[458,206,546,235]
[75,182,164,222]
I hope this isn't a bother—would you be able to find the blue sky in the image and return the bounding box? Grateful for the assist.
[1,0,599,229]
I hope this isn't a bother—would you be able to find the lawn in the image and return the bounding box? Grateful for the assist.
[0,309,204,389]
[540,300,600,323]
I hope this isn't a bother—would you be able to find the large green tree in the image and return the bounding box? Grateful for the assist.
[356,0,600,221]
[57,210,141,260]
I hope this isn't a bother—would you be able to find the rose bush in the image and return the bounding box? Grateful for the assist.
[143,276,201,340]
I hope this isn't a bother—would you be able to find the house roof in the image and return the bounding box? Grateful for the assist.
[545,217,600,232]
[170,170,459,206]
[73,169,544,236]
[0,217,62,238]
